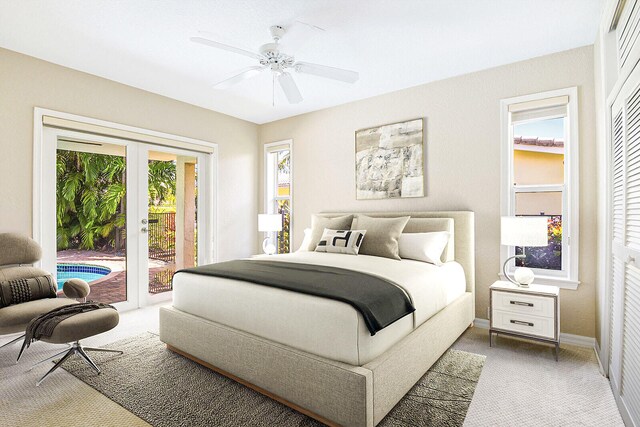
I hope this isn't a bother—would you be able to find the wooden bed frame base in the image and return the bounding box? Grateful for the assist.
[166,344,339,426]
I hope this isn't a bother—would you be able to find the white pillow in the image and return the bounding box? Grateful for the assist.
[297,228,312,252]
[315,229,367,255]
[398,232,450,265]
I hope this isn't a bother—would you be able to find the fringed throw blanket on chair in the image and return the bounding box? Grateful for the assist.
[23,302,116,349]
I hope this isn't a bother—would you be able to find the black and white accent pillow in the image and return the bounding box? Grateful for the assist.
[315,229,367,255]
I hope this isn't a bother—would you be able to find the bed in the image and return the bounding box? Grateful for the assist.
[159,211,475,427]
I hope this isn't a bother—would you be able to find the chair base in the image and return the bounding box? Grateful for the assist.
[1,334,26,364]
[1,334,24,349]
[34,341,123,386]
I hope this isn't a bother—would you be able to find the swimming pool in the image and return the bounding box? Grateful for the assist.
[56,264,111,289]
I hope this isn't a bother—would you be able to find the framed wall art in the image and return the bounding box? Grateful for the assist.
[355,118,424,200]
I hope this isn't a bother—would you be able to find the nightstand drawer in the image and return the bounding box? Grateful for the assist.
[492,290,555,318]
[491,310,555,339]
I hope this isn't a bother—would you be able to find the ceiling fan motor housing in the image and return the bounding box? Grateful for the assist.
[259,43,294,71]
[269,25,286,41]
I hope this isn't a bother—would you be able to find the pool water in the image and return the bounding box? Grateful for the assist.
[56,264,111,289]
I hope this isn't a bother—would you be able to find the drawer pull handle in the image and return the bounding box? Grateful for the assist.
[510,300,534,307]
[510,319,534,327]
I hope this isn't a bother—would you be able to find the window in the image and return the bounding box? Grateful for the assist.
[500,88,579,289]
[265,140,292,253]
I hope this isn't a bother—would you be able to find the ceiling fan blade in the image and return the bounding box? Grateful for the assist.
[278,72,303,104]
[190,36,262,60]
[214,66,266,89]
[294,62,359,83]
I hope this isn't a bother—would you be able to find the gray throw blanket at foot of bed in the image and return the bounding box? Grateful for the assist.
[23,302,116,349]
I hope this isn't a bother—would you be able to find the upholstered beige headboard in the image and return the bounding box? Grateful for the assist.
[317,211,475,298]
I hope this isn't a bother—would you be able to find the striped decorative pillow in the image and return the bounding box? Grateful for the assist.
[315,229,367,255]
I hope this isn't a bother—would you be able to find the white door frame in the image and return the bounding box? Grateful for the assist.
[33,108,218,311]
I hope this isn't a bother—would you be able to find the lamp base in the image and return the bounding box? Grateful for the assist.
[503,255,535,287]
[262,237,276,255]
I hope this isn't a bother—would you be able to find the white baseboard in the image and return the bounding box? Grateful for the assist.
[473,317,596,348]
[594,341,606,376]
[473,318,490,329]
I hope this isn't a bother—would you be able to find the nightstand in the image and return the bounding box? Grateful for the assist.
[489,281,560,360]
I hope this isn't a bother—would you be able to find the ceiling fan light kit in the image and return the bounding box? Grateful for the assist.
[191,24,359,105]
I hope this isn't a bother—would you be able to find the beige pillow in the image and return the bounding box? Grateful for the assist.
[307,214,354,251]
[352,215,410,260]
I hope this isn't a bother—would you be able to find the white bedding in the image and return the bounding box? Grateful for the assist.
[172,252,466,365]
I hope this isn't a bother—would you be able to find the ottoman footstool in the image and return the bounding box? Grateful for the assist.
[31,306,122,386]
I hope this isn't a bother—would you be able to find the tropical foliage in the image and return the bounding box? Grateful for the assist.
[148,161,176,209]
[56,151,126,251]
[56,150,176,251]
[516,215,562,270]
[276,151,291,254]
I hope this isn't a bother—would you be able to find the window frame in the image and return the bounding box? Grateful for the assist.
[264,139,293,254]
[500,87,580,290]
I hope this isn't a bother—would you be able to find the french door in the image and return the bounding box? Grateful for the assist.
[39,126,214,311]
[609,61,640,426]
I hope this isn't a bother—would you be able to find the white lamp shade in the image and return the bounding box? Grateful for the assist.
[501,216,548,247]
[258,214,283,232]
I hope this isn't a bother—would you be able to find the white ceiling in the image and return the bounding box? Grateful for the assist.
[0,0,605,124]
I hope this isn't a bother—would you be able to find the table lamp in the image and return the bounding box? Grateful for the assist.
[258,214,283,255]
[501,216,548,287]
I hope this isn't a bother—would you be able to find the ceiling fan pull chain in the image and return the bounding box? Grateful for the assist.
[272,73,275,107]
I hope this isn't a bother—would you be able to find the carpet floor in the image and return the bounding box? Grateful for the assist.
[62,332,485,427]
[0,304,624,426]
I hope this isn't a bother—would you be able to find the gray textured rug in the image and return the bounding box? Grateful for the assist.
[63,332,485,427]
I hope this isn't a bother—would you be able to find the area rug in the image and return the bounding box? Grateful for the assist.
[63,332,485,426]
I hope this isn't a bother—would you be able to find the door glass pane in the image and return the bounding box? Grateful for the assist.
[277,150,290,196]
[276,199,290,254]
[513,117,565,185]
[514,191,562,271]
[275,149,290,253]
[56,141,127,304]
[148,151,198,294]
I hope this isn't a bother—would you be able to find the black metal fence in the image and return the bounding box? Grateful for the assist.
[148,212,176,261]
[148,212,176,293]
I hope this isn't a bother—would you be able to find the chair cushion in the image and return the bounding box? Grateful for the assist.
[0,298,76,335]
[42,308,119,344]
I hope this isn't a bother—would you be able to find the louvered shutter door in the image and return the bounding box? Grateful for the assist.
[618,0,640,70]
[609,60,640,426]
[622,264,640,422]
[611,257,624,376]
[626,86,640,249]
[621,82,640,424]
[611,105,626,390]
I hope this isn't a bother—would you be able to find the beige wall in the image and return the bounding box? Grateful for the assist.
[259,46,597,337]
[0,47,259,261]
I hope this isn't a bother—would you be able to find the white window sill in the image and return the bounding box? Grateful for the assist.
[498,273,580,290]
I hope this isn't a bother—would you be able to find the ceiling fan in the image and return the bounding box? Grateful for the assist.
[190,25,359,104]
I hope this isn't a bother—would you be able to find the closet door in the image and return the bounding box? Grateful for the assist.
[610,63,640,427]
